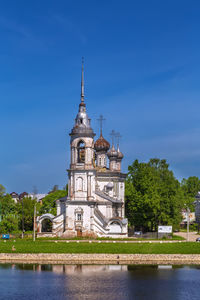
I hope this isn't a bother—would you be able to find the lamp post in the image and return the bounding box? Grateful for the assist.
[22,197,24,239]
[186,207,190,242]
[33,203,36,242]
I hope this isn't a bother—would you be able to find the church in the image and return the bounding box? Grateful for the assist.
[37,63,128,238]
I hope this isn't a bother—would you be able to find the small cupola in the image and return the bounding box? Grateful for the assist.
[95,115,110,168]
[94,134,110,152]
[107,145,118,159]
[115,133,123,172]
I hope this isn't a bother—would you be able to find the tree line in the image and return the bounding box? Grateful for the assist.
[0,184,67,233]
[0,158,200,233]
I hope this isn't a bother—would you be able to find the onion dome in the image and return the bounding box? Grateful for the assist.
[117,146,124,160]
[94,134,110,152]
[107,145,118,158]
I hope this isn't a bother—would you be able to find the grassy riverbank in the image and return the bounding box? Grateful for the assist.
[0,240,199,254]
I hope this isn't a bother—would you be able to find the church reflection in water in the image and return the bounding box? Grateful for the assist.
[12,263,127,274]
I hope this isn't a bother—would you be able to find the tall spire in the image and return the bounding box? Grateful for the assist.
[81,57,84,103]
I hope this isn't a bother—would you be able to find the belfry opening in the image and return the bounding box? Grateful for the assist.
[77,140,85,163]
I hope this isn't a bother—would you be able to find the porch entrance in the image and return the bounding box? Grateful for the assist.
[76,228,82,237]
[41,219,53,232]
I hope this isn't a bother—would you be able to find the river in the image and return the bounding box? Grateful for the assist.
[0,264,199,299]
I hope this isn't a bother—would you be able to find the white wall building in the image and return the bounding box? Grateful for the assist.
[29,193,47,203]
[37,63,128,238]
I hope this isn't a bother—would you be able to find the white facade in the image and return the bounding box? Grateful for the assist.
[37,65,128,237]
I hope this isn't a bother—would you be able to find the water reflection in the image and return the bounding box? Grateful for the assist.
[7,263,127,273]
[0,264,199,300]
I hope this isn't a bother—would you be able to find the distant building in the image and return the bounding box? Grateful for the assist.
[10,192,47,204]
[19,192,28,200]
[29,193,47,203]
[10,192,28,203]
[10,192,19,203]
[181,210,195,224]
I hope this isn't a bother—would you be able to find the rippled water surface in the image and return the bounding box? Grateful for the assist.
[0,264,200,300]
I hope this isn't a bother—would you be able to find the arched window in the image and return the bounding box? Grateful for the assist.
[77,140,85,163]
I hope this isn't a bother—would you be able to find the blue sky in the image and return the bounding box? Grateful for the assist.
[1,0,200,193]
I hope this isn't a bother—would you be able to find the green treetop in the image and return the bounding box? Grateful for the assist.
[125,158,184,231]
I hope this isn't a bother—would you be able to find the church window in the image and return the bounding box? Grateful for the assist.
[99,157,101,165]
[77,140,85,163]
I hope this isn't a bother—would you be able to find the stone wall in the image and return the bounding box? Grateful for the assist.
[1,253,200,264]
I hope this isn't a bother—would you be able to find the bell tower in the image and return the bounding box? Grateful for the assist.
[68,59,96,201]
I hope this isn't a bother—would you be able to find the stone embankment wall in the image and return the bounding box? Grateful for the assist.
[1,253,200,264]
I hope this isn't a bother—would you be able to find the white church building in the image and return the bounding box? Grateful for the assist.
[37,63,128,238]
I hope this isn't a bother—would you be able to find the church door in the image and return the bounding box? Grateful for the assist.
[77,229,82,237]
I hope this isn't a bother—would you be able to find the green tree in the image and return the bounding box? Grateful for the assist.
[0,194,16,217]
[181,176,200,197]
[181,176,200,211]
[0,184,6,197]
[17,197,39,231]
[125,158,184,231]
[39,190,67,216]
[0,190,18,230]
[0,215,19,233]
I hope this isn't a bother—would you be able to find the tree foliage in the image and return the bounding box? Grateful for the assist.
[0,215,19,233]
[39,190,67,216]
[0,186,19,233]
[17,197,39,231]
[0,184,6,197]
[181,176,200,197]
[0,194,16,217]
[125,158,184,231]
[181,176,200,211]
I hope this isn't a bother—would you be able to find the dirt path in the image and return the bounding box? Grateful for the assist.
[174,231,200,241]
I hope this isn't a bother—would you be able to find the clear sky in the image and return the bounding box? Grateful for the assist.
[1,0,200,193]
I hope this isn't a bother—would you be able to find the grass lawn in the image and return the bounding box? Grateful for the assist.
[0,240,199,254]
